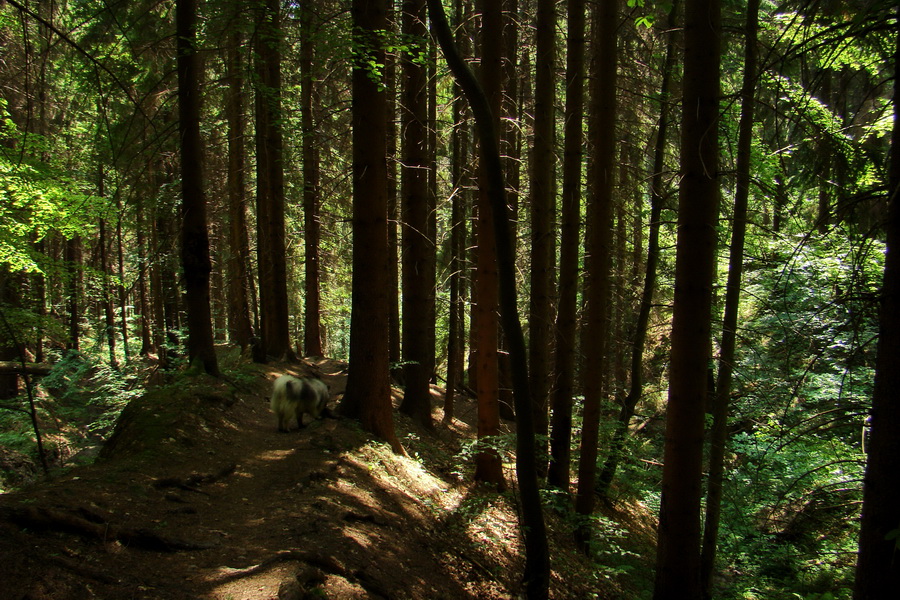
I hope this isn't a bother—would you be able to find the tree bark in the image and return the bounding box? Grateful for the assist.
[97,168,118,368]
[65,235,82,351]
[470,0,505,489]
[428,1,550,596]
[254,0,293,361]
[399,0,436,429]
[700,2,758,597]
[135,202,153,355]
[853,6,900,597]
[527,0,556,478]
[443,0,471,424]
[652,0,721,595]
[115,203,130,360]
[225,25,255,352]
[300,3,323,357]
[0,268,21,399]
[341,0,404,456]
[386,1,401,381]
[596,0,680,500]
[548,0,586,492]
[176,0,219,376]
[575,0,618,551]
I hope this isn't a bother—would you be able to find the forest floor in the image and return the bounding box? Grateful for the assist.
[0,352,657,599]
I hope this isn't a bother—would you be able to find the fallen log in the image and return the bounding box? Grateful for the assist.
[0,361,53,376]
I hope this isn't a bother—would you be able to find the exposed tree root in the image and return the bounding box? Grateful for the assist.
[3,505,215,552]
[151,462,237,493]
[217,550,392,598]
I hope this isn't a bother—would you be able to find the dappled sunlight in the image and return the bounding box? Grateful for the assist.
[463,499,522,554]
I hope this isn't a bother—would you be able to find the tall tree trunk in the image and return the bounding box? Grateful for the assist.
[98,209,118,368]
[399,0,436,429]
[115,204,130,360]
[341,0,404,456]
[225,26,255,352]
[32,239,45,364]
[528,0,556,478]
[97,168,117,367]
[150,200,170,358]
[0,267,21,399]
[548,0,585,492]
[817,72,832,234]
[652,0,721,595]
[700,2,758,597]
[575,0,618,551]
[428,2,550,596]
[135,202,153,355]
[596,0,679,499]
[65,235,82,351]
[497,0,519,424]
[443,0,471,424]
[300,3,323,357]
[176,0,219,376]
[472,0,505,489]
[853,6,900,597]
[151,187,179,360]
[386,2,402,380]
[501,0,519,213]
[254,0,293,361]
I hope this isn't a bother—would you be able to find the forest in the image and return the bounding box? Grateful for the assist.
[0,0,899,598]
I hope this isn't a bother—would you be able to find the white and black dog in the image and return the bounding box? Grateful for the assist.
[270,375,330,432]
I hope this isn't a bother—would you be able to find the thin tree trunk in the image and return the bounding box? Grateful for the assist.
[98,204,117,369]
[151,189,178,359]
[700,2,758,597]
[575,0,618,551]
[400,0,436,429]
[428,2,550,596]
[300,3,323,357]
[115,202,130,360]
[817,72,832,234]
[547,0,585,492]
[596,0,680,499]
[386,2,402,379]
[497,0,519,424]
[176,0,219,376]
[853,6,900,597]
[653,0,721,595]
[341,0,404,456]
[150,201,169,357]
[32,239,45,364]
[135,202,153,355]
[528,0,556,478]
[501,0,519,211]
[65,235,82,351]
[225,26,255,352]
[444,0,471,424]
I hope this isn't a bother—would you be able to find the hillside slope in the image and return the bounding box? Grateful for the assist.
[0,358,652,599]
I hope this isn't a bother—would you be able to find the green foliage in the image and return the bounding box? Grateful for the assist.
[351,27,393,89]
[768,11,888,77]
[626,0,656,28]
[0,408,37,460]
[710,228,876,599]
[0,125,100,274]
[39,350,142,435]
[578,511,643,583]
[451,433,516,480]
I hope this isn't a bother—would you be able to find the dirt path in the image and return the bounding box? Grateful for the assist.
[0,360,552,599]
